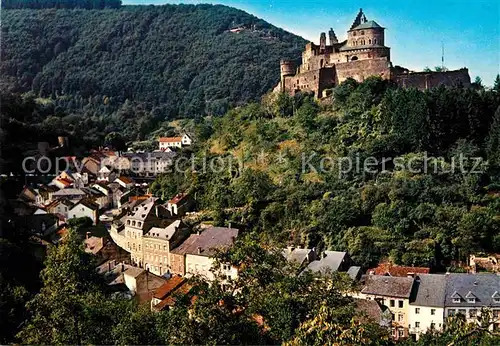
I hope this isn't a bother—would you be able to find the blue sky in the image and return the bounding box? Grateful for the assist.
[123,0,500,85]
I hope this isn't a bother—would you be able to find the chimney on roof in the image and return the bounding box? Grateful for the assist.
[197,246,202,255]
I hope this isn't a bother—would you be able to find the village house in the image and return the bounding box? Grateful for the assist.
[97,166,116,182]
[121,152,176,177]
[444,273,500,331]
[109,197,171,266]
[408,274,447,339]
[150,275,192,312]
[282,247,317,268]
[356,275,415,340]
[142,220,190,276]
[52,188,87,203]
[81,156,101,176]
[45,198,74,219]
[166,193,193,216]
[114,176,135,189]
[68,199,100,225]
[34,185,59,205]
[158,134,192,151]
[304,250,352,275]
[170,226,239,281]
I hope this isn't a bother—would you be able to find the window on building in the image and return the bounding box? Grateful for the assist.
[398,314,404,322]
[399,300,404,308]
[467,298,476,303]
[390,300,395,307]
[470,309,477,318]
[398,329,404,337]
[453,297,460,303]
[369,39,372,44]
[374,38,377,44]
[353,31,357,36]
[360,30,364,35]
[448,309,456,317]
[431,309,436,315]
[415,322,420,328]
[494,298,500,304]
[415,308,420,314]
[458,309,466,316]
[494,310,500,318]
[430,323,436,329]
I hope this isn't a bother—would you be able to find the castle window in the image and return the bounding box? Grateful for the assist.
[351,56,358,61]
[369,39,372,44]
[353,31,357,36]
[361,31,364,35]
[374,38,377,44]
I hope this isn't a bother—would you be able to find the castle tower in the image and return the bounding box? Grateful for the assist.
[319,32,326,52]
[280,59,295,92]
[328,28,338,45]
[350,8,367,30]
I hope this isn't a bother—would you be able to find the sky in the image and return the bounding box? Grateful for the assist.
[123,0,500,85]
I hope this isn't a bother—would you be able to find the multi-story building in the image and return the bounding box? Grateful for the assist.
[142,220,189,276]
[444,273,500,331]
[170,226,239,281]
[408,274,447,339]
[356,275,415,340]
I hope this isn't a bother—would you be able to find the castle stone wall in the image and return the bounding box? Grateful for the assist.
[392,69,471,89]
[335,58,391,84]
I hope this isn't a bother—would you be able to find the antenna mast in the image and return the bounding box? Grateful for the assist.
[441,41,445,70]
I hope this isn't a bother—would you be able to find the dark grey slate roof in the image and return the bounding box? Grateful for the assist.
[282,248,313,264]
[347,266,362,281]
[411,274,446,307]
[352,20,383,30]
[444,273,500,307]
[361,275,415,298]
[306,251,347,274]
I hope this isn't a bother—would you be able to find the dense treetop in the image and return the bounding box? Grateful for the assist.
[1,4,305,118]
[1,0,122,9]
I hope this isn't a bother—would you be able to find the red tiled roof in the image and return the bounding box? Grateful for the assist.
[367,262,430,277]
[117,176,134,184]
[159,137,182,143]
[153,281,193,311]
[153,276,186,300]
[168,193,187,204]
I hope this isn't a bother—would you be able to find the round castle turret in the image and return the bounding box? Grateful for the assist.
[280,59,295,78]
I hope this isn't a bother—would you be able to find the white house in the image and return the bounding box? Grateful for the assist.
[97,166,115,182]
[68,200,99,225]
[408,274,447,339]
[158,134,192,151]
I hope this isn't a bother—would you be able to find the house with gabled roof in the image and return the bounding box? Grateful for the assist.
[68,199,99,225]
[170,226,239,281]
[356,274,416,340]
[408,274,447,339]
[158,134,192,151]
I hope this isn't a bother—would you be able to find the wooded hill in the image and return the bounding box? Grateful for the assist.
[1,4,305,118]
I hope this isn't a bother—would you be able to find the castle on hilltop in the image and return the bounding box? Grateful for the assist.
[276,9,471,98]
